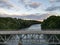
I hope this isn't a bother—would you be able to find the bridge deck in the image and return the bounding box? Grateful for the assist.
[0,30,60,34]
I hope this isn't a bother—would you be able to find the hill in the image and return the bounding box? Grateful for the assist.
[41,15,60,29]
[0,17,41,30]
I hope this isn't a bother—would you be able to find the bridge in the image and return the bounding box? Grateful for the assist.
[0,30,60,34]
[0,30,60,45]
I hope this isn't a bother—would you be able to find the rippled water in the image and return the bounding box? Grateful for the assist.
[6,24,48,45]
[21,24,47,45]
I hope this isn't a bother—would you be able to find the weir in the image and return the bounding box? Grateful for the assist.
[0,30,60,45]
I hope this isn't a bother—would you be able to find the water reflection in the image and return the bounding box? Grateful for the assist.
[21,24,47,45]
[5,24,47,45]
[21,24,41,31]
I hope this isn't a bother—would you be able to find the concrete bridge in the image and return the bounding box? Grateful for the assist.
[0,30,60,45]
[0,30,60,34]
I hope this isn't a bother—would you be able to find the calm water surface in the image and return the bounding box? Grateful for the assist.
[7,24,48,45]
[22,24,47,45]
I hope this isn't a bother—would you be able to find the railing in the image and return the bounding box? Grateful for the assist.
[0,30,60,45]
[0,30,60,34]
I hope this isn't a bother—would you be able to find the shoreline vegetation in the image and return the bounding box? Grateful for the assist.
[41,15,60,30]
[0,17,41,44]
[0,17,41,30]
[41,15,60,45]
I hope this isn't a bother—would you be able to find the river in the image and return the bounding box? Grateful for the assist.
[7,24,47,45]
[22,24,47,45]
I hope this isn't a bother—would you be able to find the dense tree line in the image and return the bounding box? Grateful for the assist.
[0,17,41,30]
[0,17,41,43]
[41,15,60,29]
[0,17,41,45]
[41,15,60,45]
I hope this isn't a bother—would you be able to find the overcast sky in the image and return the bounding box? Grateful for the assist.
[0,0,60,16]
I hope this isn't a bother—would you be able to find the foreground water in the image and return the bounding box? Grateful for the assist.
[6,24,48,45]
[21,24,47,45]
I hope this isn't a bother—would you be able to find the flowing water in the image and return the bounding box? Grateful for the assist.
[6,24,48,45]
[22,24,47,45]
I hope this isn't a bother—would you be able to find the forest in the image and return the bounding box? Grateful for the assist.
[41,15,60,45]
[0,17,41,30]
[41,15,60,30]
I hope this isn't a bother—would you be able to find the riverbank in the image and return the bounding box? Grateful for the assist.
[0,17,41,30]
[41,15,60,29]
[41,15,60,45]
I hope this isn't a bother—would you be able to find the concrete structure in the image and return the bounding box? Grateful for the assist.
[0,30,60,34]
[0,30,60,45]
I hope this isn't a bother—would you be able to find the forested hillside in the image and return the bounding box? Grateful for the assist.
[0,17,41,30]
[41,15,60,30]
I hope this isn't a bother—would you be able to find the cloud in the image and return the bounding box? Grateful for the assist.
[0,8,21,15]
[19,0,41,9]
[0,0,14,9]
[0,0,20,10]
[49,0,60,3]
[28,2,41,8]
[46,0,60,11]
[46,6,60,11]
[20,0,31,4]
[0,8,12,15]
[0,13,51,21]
[55,0,60,2]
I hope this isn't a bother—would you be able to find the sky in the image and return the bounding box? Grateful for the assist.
[0,0,60,20]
